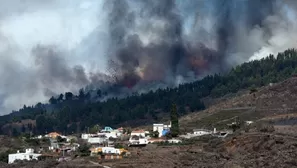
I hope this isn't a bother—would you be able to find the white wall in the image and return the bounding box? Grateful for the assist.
[87,137,106,144]
[8,153,41,164]
[153,124,164,137]
[102,147,113,154]
[153,123,171,138]
[81,134,91,139]
[129,138,148,145]
[193,131,211,136]
[139,138,148,145]
[167,139,182,143]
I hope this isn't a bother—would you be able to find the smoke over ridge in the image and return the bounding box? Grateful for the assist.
[0,0,296,114]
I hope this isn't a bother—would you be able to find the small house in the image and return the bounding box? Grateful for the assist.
[46,132,61,139]
[153,122,171,137]
[167,139,182,143]
[8,149,41,164]
[131,130,145,138]
[193,129,212,136]
[101,126,113,132]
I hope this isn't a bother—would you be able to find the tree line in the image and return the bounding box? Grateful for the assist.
[1,49,297,136]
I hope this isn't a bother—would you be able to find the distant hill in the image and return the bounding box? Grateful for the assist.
[1,49,297,136]
[180,76,297,132]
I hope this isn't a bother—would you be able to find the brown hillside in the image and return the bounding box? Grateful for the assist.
[180,77,297,129]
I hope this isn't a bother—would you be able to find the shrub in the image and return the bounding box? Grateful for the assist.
[114,143,124,149]
[78,143,91,157]
[256,122,275,133]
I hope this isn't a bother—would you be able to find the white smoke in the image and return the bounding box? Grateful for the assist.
[249,3,297,61]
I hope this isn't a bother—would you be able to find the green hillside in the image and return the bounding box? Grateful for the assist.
[1,49,297,136]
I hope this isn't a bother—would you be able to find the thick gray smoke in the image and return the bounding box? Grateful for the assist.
[0,0,296,115]
[104,0,285,88]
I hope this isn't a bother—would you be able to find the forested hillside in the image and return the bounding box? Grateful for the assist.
[1,49,297,136]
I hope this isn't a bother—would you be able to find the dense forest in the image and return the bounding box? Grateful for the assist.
[1,49,297,136]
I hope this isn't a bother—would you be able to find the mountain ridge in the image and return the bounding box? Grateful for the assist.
[1,49,297,136]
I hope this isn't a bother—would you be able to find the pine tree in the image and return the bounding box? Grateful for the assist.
[170,104,179,137]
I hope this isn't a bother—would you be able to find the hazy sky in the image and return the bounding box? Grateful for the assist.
[0,0,108,71]
[0,0,109,114]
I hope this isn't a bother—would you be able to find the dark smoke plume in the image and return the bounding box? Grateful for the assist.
[103,0,297,91]
[0,0,296,114]
[104,0,282,89]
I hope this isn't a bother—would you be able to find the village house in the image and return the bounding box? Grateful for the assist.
[90,147,130,160]
[101,126,114,132]
[167,139,182,143]
[129,136,148,146]
[245,121,254,125]
[130,130,146,137]
[153,122,171,137]
[82,126,122,141]
[117,127,124,133]
[90,147,128,156]
[8,149,41,164]
[129,130,148,146]
[179,128,217,139]
[46,132,61,139]
[81,133,96,140]
[87,134,108,144]
[100,131,119,138]
[193,129,213,136]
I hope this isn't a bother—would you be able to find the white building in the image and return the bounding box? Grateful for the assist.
[87,136,107,144]
[167,139,182,143]
[129,137,148,146]
[102,147,120,154]
[98,132,118,139]
[8,149,41,164]
[90,147,125,156]
[130,130,146,138]
[153,122,171,137]
[81,133,96,140]
[193,129,213,136]
[129,130,148,146]
[245,121,254,125]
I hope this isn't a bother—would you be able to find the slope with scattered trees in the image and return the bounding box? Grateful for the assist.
[1,49,297,136]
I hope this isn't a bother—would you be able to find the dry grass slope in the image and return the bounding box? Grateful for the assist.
[180,77,297,129]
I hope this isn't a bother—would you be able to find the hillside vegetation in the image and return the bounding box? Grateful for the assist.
[1,49,297,136]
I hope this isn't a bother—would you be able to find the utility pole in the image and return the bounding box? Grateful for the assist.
[62,146,65,161]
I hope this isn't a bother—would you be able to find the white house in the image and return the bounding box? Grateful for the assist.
[129,137,148,146]
[82,133,101,140]
[81,133,94,140]
[130,130,146,138]
[167,139,182,143]
[245,121,254,125]
[193,129,212,136]
[8,149,41,164]
[90,147,125,156]
[129,130,148,146]
[101,126,114,132]
[99,132,118,138]
[153,122,171,137]
[102,147,121,154]
[87,136,107,144]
